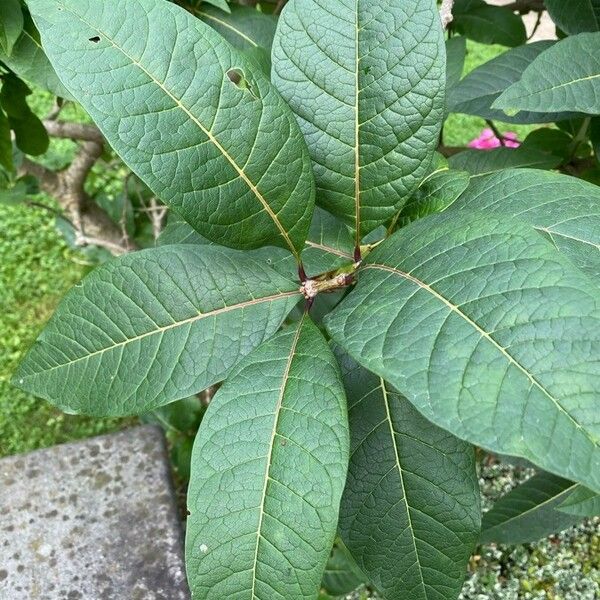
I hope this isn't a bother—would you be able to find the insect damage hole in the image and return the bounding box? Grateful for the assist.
[89,36,101,43]
[226,68,258,100]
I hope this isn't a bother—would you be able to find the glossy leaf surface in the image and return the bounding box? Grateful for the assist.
[186,316,349,599]
[336,350,480,600]
[272,0,445,240]
[545,0,600,35]
[15,246,301,416]
[28,0,315,255]
[326,212,600,493]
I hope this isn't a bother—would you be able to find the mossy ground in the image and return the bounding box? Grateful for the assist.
[0,42,596,596]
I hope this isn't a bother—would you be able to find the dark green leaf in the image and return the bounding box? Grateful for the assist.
[452,0,526,47]
[10,111,49,155]
[202,0,230,13]
[481,473,581,544]
[28,0,315,256]
[0,0,24,56]
[0,108,13,172]
[446,36,467,94]
[14,245,302,416]
[186,316,349,599]
[272,0,445,241]
[447,41,576,124]
[448,168,600,278]
[448,147,561,176]
[336,350,480,600]
[521,128,573,161]
[545,0,600,35]
[391,167,470,228]
[196,4,276,52]
[591,117,600,162]
[0,13,71,97]
[321,543,365,597]
[325,211,600,493]
[494,33,600,115]
[557,486,600,517]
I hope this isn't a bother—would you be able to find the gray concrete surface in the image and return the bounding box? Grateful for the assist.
[0,426,190,600]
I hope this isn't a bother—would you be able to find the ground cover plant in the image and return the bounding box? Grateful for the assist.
[2,0,600,598]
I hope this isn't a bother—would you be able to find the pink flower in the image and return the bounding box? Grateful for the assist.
[468,128,520,150]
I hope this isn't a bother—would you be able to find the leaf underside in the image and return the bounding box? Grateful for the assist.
[186,316,349,600]
[557,485,600,517]
[336,350,480,600]
[14,246,301,416]
[28,0,315,255]
[272,0,445,240]
[325,211,600,493]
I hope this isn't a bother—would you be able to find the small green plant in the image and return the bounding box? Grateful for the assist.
[7,0,600,598]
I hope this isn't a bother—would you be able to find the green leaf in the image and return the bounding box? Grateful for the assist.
[28,0,315,257]
[557,486,600,517]
[448,168,600,278]
[448,147,561,177]
[0,0,24,56]
[325,211,600,493]
[452,0,526,48]
[447,42,576,124]
[521,128,574,161]
[202,0,231,13]
[0,13,72,98]
[390,168,470,229]
[591,117,600,162]
[321,542,365,597]
[446,36,467,94]
[545,0,600,35]
[480,473,582,544]
[196,4,276,52]
[0,108,13,172]
[272,0,445,242]
[160,206,354,278]
[14,245,302,416]
[494,33,600,115]
[335,350,480,600]
[186,316,349,599]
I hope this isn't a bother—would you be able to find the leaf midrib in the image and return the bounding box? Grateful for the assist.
[20,290,301,377]
[196,9,259,47]
[53,1,299,258]
[249,317,304,599]
[365,263,599,450]
[380,379,427,598]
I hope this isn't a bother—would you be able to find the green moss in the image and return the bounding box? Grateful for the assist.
[0,201,129,458]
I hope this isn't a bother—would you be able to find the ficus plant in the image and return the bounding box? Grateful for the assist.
[9,0,600,598]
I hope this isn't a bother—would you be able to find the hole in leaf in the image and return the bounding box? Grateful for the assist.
[226,68,258,100]
[89,36,101,43]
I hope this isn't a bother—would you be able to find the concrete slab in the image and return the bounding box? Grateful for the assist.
[0,426,190,600]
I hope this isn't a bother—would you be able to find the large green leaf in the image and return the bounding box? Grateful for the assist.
[448,168,600,278]
[272,0,445,242]
[545,0,600,35]
[0,0,24,56]
[28,0,315,256]
[186,316,349,599]
[452,0,526,48]
[448,147,561,177]
[480,473,581,544]
[336,350,480,600]
[494,33,600,116]
[447,42,576,124]
[325,212,600,493]
[445,36,467,94]
[558,486,600,517]
[14,245,302,416]
[0,13,71,98]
